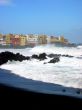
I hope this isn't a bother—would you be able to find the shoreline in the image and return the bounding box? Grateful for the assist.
[0,43,78,49]
[0,45,33,49]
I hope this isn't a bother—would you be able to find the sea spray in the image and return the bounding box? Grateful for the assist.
[0,44,82,89]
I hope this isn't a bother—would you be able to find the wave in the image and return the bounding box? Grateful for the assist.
[0,44,82,89]
[1,55,82,89]
[0,44,82,57]
[30,44,82,57]
[77,45,82,49]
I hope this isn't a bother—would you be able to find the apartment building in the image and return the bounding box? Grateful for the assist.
[20,35,27,46]
[11,34,20,46]
[38,34,47,44]
[26,34,38,46]
[50,36,59,43]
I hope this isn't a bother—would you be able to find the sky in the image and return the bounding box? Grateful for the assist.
[0,0,82,43]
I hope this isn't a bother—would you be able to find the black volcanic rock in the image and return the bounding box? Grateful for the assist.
[32,54,39,59]
[0,51,62,65]
[76,57,82,59]
[48,57,60,63]
[0,57,8,65]
[48,54,61,58]
[26,56,30,60]
[62,54,74,58]
[0,51,30,65]
[38,53,47,60]
[48,54,73,58]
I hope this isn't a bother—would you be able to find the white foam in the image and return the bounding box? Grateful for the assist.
[0,45,82,89]
[1,57,82,89]
[30,44,82,57]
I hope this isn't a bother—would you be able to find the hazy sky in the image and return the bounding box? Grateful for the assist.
[0,0,82,43]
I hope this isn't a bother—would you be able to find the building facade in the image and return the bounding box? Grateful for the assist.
[6,34,14,45]
[38,35,47,44]
[59,36,69,44]
[50,36,59,43]
[26,34,38,46]
[20,35,27,46]
[11,35,20,46]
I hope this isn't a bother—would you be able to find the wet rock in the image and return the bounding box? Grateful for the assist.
[62,54,74,58]
[0,51,61,65]
[48,57,60,63]
[38,53,47,60]
[0,57,8,65]
[48,54,61,58]
[0,51,30,65]
[76,57,82,59]
[32,54,39,59]
[26,56,30,60]
[44,62,47,64]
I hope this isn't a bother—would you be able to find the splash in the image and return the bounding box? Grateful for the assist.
[30,44,82,57]
[0,44,82,89]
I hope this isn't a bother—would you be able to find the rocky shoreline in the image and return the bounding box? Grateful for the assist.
[0,51,74,65]
[0,51,82,108]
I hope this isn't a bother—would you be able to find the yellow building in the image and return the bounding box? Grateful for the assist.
[59,36,69,44]
[0,34,2,39]
[59,36,65,43]
[6,34,13,45]
[20,35,27,46]
[38,35,47,44]
[50,36,59,43]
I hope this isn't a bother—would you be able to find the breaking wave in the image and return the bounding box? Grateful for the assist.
[30,44,82,57]
[0,44,82,89]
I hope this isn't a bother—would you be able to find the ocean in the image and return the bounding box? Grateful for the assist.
[0,44,82,98]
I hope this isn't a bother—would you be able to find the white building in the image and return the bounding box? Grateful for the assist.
[26,34,39,46]
[47,36,50,43]
[0,35,6,45]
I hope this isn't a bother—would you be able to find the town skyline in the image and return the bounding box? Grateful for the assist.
[0,0,82,43]
[1,33,73,48]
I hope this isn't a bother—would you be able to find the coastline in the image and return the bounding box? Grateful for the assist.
[0,43,77,49]
[0,45,33,49]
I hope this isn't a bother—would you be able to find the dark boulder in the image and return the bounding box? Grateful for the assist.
[26,56,30,60]
[0,51,30,65]
[48,54,61,58]
[0,57,8,65]
[44,62,47,64]
[38,53,47,60]
[62,54,74,58]
[32,54,39,59]
[48,57,60,63]
[76,57,82,59]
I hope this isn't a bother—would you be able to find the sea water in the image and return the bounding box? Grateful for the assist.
[0,44,82,89]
